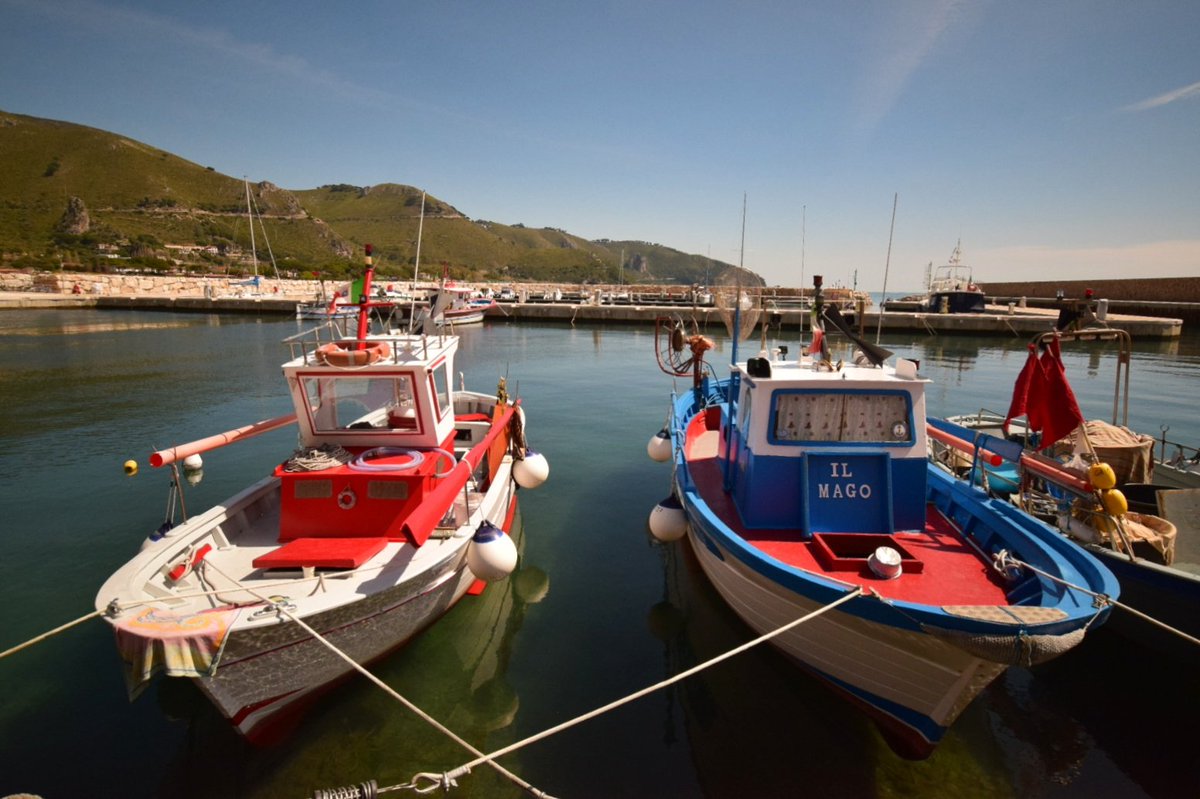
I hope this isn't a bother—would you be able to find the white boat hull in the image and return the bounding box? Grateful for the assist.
[207,550,476,740]
[685,522,1004,755]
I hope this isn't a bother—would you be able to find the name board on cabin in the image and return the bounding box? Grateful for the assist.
[806,453,891,533]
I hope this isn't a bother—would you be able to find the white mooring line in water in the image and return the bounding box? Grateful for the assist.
[5,558,1198,797]
[312,587,865,798]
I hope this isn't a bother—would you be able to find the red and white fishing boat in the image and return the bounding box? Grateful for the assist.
[95,246,548,742]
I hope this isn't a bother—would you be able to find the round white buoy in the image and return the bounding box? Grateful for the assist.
[514,450,549,489]
[648,494,687,542]
[183,453,203,471]
[467,521,518,581]
[867,546,903,579]
[646,427,672,462]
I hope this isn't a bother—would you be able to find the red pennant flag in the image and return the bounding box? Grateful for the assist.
[1035,336,1084,447]
[1004,343,1038,436]
[1005,337,1083,450]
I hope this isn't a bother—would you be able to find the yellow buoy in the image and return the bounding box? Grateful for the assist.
[1088,462,1117,490]
[124,459,139,476]
[1100,488,1128,517]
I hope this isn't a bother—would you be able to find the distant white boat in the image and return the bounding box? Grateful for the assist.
[925,241,986,313]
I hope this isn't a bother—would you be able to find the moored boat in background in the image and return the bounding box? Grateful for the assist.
[940,327,1200,664]
[925,241,987,313]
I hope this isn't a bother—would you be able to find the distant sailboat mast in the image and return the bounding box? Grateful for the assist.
[413,191,425,287]
[245,177,258,280]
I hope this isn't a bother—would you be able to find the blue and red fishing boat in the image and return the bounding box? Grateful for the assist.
[95,246,548,742]
[648,277,1118,759]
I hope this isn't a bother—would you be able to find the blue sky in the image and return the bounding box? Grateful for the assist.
[2,0,1197,291]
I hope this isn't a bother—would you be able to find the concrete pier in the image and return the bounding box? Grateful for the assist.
[2,292,1180,338]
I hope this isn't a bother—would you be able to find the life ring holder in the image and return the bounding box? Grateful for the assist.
[317,340,391,368]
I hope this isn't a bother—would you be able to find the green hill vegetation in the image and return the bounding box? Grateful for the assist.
[0,109,761,287]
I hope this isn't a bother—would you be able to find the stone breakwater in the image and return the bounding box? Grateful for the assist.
[0,270,321,299]
[984,276,1200,304]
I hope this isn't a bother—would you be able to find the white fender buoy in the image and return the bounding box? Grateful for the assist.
[183,453,203,471]
[647,427,672,462]
[467,521,518,581]
[648,494,687,542]
[514,450,549,489]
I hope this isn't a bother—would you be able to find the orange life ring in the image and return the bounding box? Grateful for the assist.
[317,340,391,367]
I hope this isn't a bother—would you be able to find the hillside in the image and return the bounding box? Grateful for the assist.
[0,110,760,286]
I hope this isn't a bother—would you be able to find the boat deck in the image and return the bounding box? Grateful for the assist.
[685,434,1010,607]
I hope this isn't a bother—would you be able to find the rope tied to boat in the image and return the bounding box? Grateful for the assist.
[991,550,1200,648]
[406,587,864,795]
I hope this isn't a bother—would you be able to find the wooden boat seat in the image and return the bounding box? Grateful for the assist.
[252,536,388,570]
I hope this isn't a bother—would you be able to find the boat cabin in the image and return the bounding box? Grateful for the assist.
[272,332,502,548]
[720,355,929,537]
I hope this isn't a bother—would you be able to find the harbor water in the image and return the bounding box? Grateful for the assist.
[0,308,1197,798]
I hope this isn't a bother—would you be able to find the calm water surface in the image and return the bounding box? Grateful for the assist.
[1,309,1197,798]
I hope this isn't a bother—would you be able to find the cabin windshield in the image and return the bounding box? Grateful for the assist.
[770,390,913,445]
[302,374,421,432]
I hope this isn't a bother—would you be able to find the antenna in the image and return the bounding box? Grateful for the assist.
[876,192,898,344]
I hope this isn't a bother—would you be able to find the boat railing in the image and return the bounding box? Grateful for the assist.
[283,319,437,365]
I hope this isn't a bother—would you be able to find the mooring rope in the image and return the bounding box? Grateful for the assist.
[388,587,866,795]
[197,559,553,799]
[0,610,102,661]
[992,549,1200,647]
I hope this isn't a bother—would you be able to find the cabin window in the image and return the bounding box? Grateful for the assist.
[302,373,421,432]
[770,390,912,445]
[738,379,752,434]
[429,360,451,420]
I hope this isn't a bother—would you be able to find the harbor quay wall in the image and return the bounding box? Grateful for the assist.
[0,269,1185,336]
[0,270,843,303]
[984,277,1200,325]
[983,276,1200,303]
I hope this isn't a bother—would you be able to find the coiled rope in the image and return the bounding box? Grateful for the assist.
[285,443,353,472]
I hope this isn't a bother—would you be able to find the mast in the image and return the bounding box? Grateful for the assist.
[413,191,426,287]
[244,178,258,279]
[409,192,426,333]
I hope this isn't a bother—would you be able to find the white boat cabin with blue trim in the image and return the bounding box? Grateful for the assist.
[723,355,929,536]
